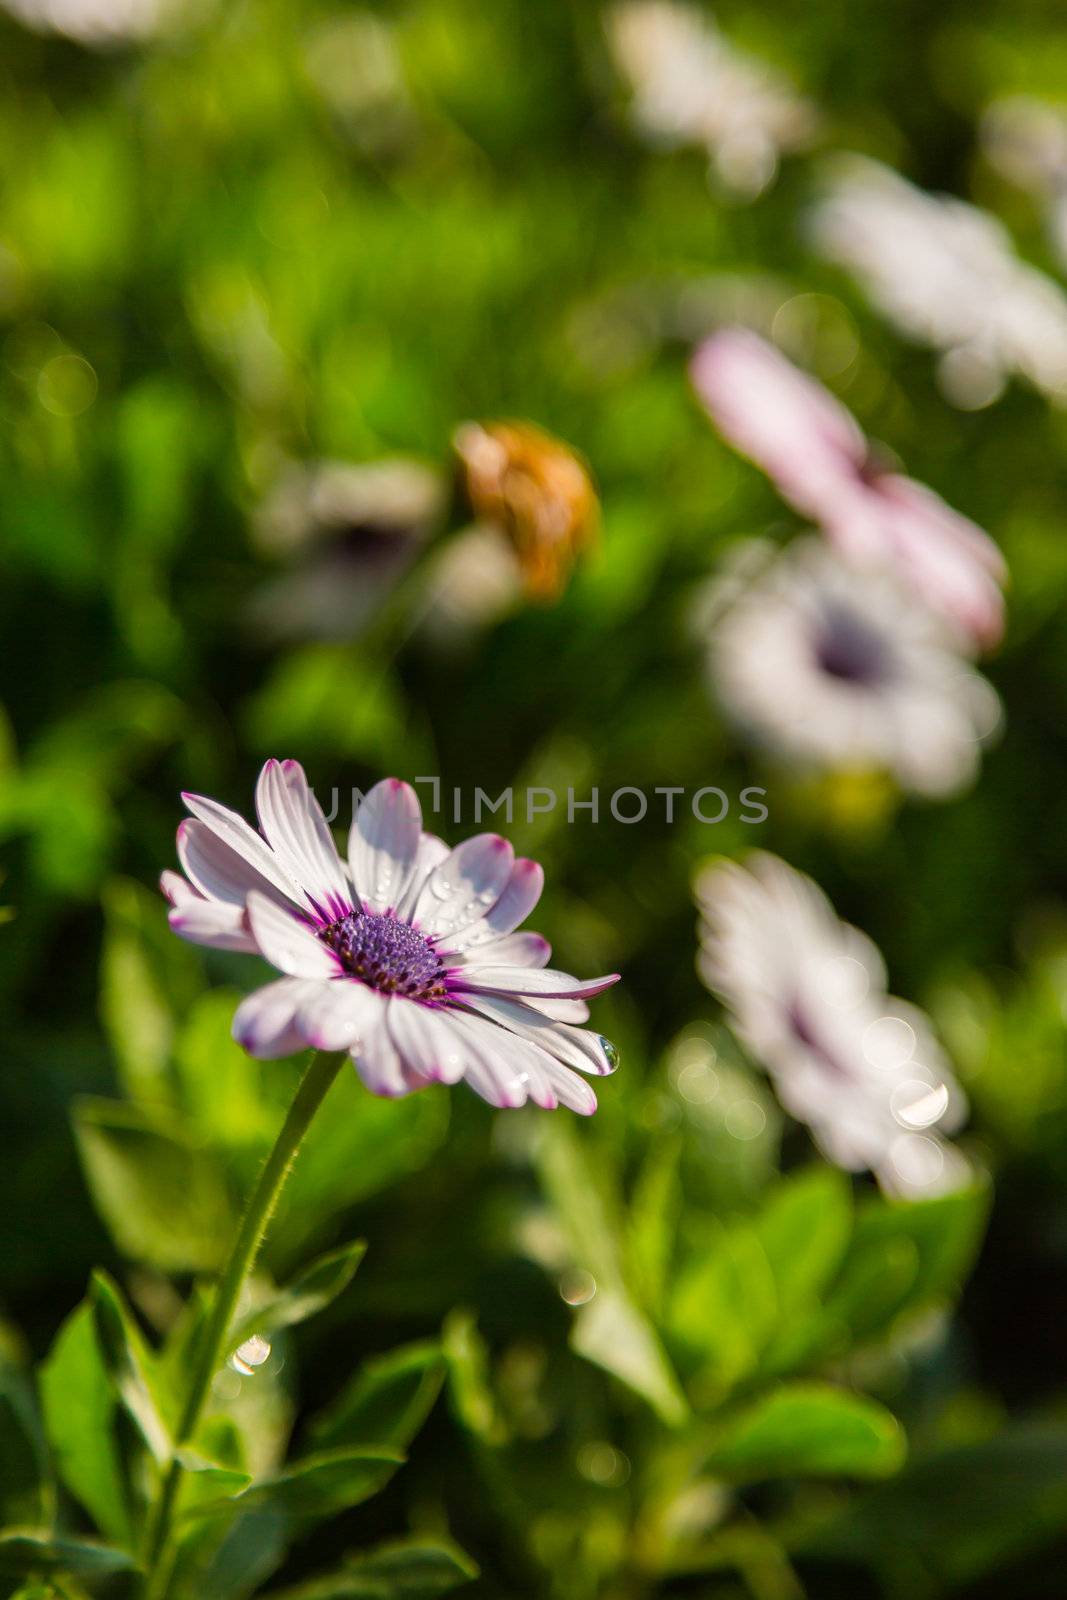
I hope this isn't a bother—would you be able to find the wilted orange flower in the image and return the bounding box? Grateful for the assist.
[453,420,599,599]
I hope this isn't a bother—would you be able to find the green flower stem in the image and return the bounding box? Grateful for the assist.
[142,1048,347,1599]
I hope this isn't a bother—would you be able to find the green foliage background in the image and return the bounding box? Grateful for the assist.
[2,1,1067,1597]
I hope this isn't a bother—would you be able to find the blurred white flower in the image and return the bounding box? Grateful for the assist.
[981,96,1067,272]
[704,538,1000,798]
[691,328,1006,646]
[606,0,817,197]
[1,0,176,42]
[695,851,967,1190]
[249,458,443,642]
[808,154,1067,405]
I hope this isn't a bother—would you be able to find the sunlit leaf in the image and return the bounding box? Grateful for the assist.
[704,1383,906,1482]
[89,1271,171,1465]
[39,1301,133,1547]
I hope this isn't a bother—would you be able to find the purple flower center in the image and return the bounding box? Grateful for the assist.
[321,911,446,998]
[814,604,891,687]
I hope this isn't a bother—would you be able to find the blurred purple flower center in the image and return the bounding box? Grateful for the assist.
[786,996,849,1078]
[814,604,892,685]
[321,911,445,997]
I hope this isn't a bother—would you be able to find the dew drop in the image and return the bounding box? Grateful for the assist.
[598,1036,620,1072]
[229,1334,272,1376]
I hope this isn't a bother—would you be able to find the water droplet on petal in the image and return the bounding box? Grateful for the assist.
[598,1036,620,1072]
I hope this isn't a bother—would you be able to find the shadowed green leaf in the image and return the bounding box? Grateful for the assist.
[230,1241,367,1349]
[73,1097,235,1272]
[263,1537,478,1598]
[310,1341,444,1455]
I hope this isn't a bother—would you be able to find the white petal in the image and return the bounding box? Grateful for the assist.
[167,891,258,953]
[160,870,196,907]
[446,858,544,951]
[521,996,590,1023]
[413,834,515,939]
[178,819,296,911]
[537,1057,598,1115]
[447,1012,597,1114]
[232,978,312,1058]
[296,979,383,1052]
[348,779,422,914]
[182,789,307,907]
[353,1000,427,1098]
[245,891,340,979]
[255,759,352,923]
[456,932,551,968]
[387,1000,467,1084]
[443,1010,531,1109]
[460,993,616,1075]
[395,832,451,920]
[451,965,619,1001]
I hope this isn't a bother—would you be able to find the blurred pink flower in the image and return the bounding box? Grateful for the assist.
[690,328,1006,648]
[162,762,618,1114]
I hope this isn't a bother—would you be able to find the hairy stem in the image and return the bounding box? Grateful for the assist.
[142,1048,346,1599]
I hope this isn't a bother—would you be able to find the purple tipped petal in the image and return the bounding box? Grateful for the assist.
[348,778,422,914]
[246,891,341,979]
[255,759,352,922]
[460,993,615,1076]
[691,329,865,522]
[447,857,545,950]
[182,790,306,907]
[178,818,296,912]
[413,833,516,939]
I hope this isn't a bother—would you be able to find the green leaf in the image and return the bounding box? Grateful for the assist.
[188,1448,405,1521]
[756,1167,853,1312]
[804,1423,1067,1589]
[828,1183,991,1343]
[310,1341,444,1454]
[0,1531,137,1581]
[173,990,278,1149]
[442,1312,506,1448]
[39,1301,133,1547]
[89,1271,172,1465]
[230,1241,367,1350]
[263,1538,478,1598]
[704,1383,906,1483]
[669,1221,777,1400]
[0,1356,51,1527]
[571,1286,688,1427]
[537,1120,687,1425]
[73,1097,235,1272]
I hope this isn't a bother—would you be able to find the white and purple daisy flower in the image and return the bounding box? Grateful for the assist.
[704,537,1000,799]
[161,761,619,1115]
[695,852,967,1193]
[690,327,1007,648]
